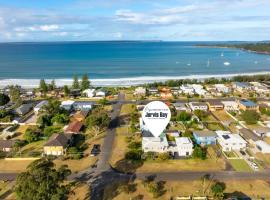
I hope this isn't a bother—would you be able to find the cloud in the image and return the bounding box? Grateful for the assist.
[115,9,187,25]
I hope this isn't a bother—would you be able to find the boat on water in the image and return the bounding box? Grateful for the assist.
[224,62,230,66]
[221,52,224,57]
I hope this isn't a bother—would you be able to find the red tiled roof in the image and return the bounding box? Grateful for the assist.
[65,120,83,133]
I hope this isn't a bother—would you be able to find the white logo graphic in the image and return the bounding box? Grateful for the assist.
[142,101,171,138]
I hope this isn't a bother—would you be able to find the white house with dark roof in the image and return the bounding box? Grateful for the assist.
[216,131,247,151]
[34,100,48,113]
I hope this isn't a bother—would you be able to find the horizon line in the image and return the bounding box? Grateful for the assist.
[0,40,269,44]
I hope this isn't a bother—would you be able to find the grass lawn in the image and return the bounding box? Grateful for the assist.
[110,127,129,166]
[137,158,225,172]
[12,124,31,140]
[68,182,90,200]
[120,104,136,116]
[205,122,225,131]
[212,110,235,123]
[224,151,238,158]
[0,160,33,173]
[256,153,270,169]
[54,156,97,173]
[228,159,252,172]
[18,140,46,157]
[106,180,270,199]
[55,136,104,173]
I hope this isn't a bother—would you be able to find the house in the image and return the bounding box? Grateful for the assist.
[64,120,83,134]
[43,134,72,156]
[95,90,106,98]
[192,84,207,96]
[252,126,270,137]
[180,84,194,95]
[72,110,89,122]
[69,89,81,98]
[148,88,159,95]
[134,87,146,96]
[238,128,259,144]
[173,103,190,112]
[216,131,247,151]
[160,92,173,99]
[255,140,270,153]
[215,84,231,94]
[34,100,48,114]
[142,133,169,153]
[1,126,17,139]
[0,140,16,152]
[221,101,239,111]
[175,137,193,156]
[60,100,75,111]
[238,99,258,111]
[233,82,252,92]
[15,103,32,115]
[251,82,269,94]
[82,89,96,98]
[207,100,224,111]
[193,130,217,145]
[73,101,93,111]
[189,102,208,111]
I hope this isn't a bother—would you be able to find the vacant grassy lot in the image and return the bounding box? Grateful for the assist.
[18,140,46,157]
[212,110,235,123]
[110,127,129,167]
[228,159,252,172]
[205,122,225,131]
[105,179,270,199]
[137,158,225,172]
[0,160,34,173]
[256,153,270,169]
[120,104,136,116]
[68,182,90,200]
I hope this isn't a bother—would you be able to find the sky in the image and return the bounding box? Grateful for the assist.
[0,0,270,42]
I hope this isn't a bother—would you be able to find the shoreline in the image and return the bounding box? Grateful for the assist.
[1,71,270,88]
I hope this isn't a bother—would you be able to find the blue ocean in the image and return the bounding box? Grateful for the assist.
[0,41,270,86]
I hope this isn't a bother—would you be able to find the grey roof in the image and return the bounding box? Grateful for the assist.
[0,140,16,148]
[44,134,71,147]
[15,103,32,115]
[193,130,217,137]
[34,100,48,109]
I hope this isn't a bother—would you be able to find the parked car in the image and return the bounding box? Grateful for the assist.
[90,144,101,156]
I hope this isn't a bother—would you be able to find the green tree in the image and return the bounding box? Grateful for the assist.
[81,74,90,90]
[51,113,69,125]
[9,85,22,105]
[192,146,207,160]
[99,98,108,106]
[156,152,170,161]
[63,85,69,97]
[43,126,62,137]
[24,128,40,143]
[194,110,209,120]
[176,111,191,121]
[40,79,48,93]
[86,107,110,129]
[67,147,82,160]
[15,158,71,200]
[241,110,260,124]
[0,93,10,106]
[72,75,80,89]
[211,182,225,199]
[37,114,52,128]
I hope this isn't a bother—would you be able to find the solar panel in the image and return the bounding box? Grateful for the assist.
[222,135,230,140]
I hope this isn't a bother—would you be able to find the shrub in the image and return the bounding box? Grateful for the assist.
[240,110,260,124]
[156,152,171,161]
